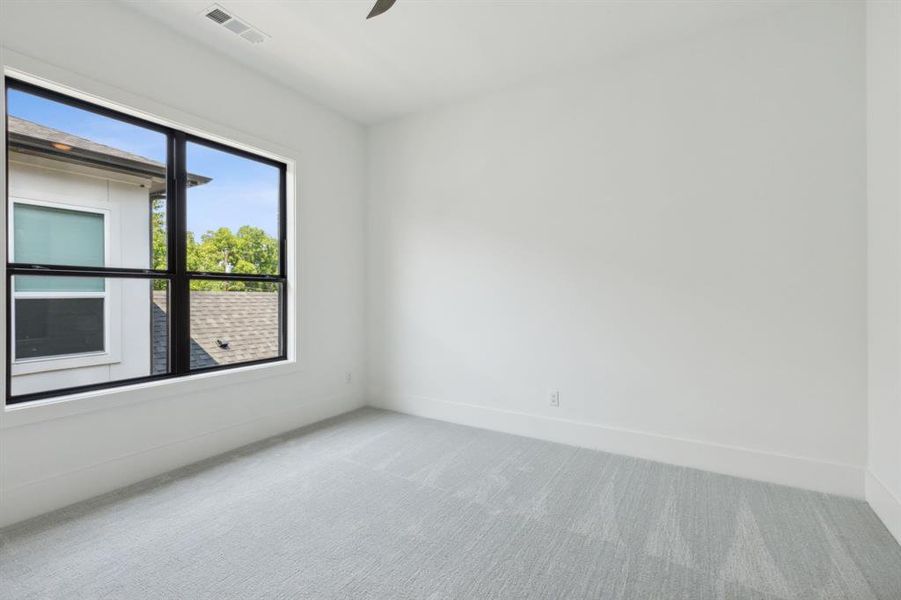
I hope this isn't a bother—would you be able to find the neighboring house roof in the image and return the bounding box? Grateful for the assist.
[7,116,211,188]
[151,290,280,373]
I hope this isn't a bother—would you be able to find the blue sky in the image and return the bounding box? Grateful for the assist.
[8,89,279,237]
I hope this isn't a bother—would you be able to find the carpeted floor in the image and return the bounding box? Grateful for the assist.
[1,408,900,599]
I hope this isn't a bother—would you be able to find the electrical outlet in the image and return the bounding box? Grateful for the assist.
[549,389,560,407]
[345,371,353,384]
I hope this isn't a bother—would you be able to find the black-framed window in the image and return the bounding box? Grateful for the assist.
[5,78,288,404]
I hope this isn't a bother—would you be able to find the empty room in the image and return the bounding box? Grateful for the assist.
[1,0,900,598]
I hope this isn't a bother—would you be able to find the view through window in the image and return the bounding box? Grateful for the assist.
[5,78,287,402]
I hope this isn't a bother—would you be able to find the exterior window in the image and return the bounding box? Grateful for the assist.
[5,78,287,403]
[12,203,107,362]
[14,203,105,269]
[15,298,104,359]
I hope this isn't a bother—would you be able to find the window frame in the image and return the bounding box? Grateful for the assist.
[10,198,117,372]
[4,77,289,405]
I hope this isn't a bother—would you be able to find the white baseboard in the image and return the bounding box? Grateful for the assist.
[866,471,901,545]
[371,393,865,499]
[0,393,363,529]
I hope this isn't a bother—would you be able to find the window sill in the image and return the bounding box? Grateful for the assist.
[11,351,118,376]
[0,358,300,430]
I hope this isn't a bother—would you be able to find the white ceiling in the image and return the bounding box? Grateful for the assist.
[123,0,792,124]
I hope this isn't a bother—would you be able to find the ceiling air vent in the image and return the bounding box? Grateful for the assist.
[202,4,269,45]
[240,30,266,44]
[205,7,231,24]
[224,19,250,35]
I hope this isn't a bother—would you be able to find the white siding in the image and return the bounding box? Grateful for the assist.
[8,159,152,395]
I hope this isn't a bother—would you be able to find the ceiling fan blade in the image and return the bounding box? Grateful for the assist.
[367,0,397,19]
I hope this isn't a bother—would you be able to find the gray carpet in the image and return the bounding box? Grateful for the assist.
[1,408,900,599]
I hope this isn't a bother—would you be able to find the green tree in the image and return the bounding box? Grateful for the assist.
[151,199,278,292]
[152,198,167,289]
[152,198,167,269]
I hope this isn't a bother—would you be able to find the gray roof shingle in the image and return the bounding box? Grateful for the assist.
[151,290,280,373]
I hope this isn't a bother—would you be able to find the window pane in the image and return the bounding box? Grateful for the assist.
[10,275,169,397]
[15,276,104,293]
[186,142,280,275]
[14,203,104,265]
[15,298,104,359]
[189,279,282,370]
[13,203,105,292]
[7,87,169,270]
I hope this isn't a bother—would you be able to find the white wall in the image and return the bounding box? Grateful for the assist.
[866,0,901,544]
[368,2,868,497]
[0,0,882,531]
[0,1,367,526]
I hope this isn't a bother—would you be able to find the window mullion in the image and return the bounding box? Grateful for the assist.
[8,266,172,278]
[172,132,190,376]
